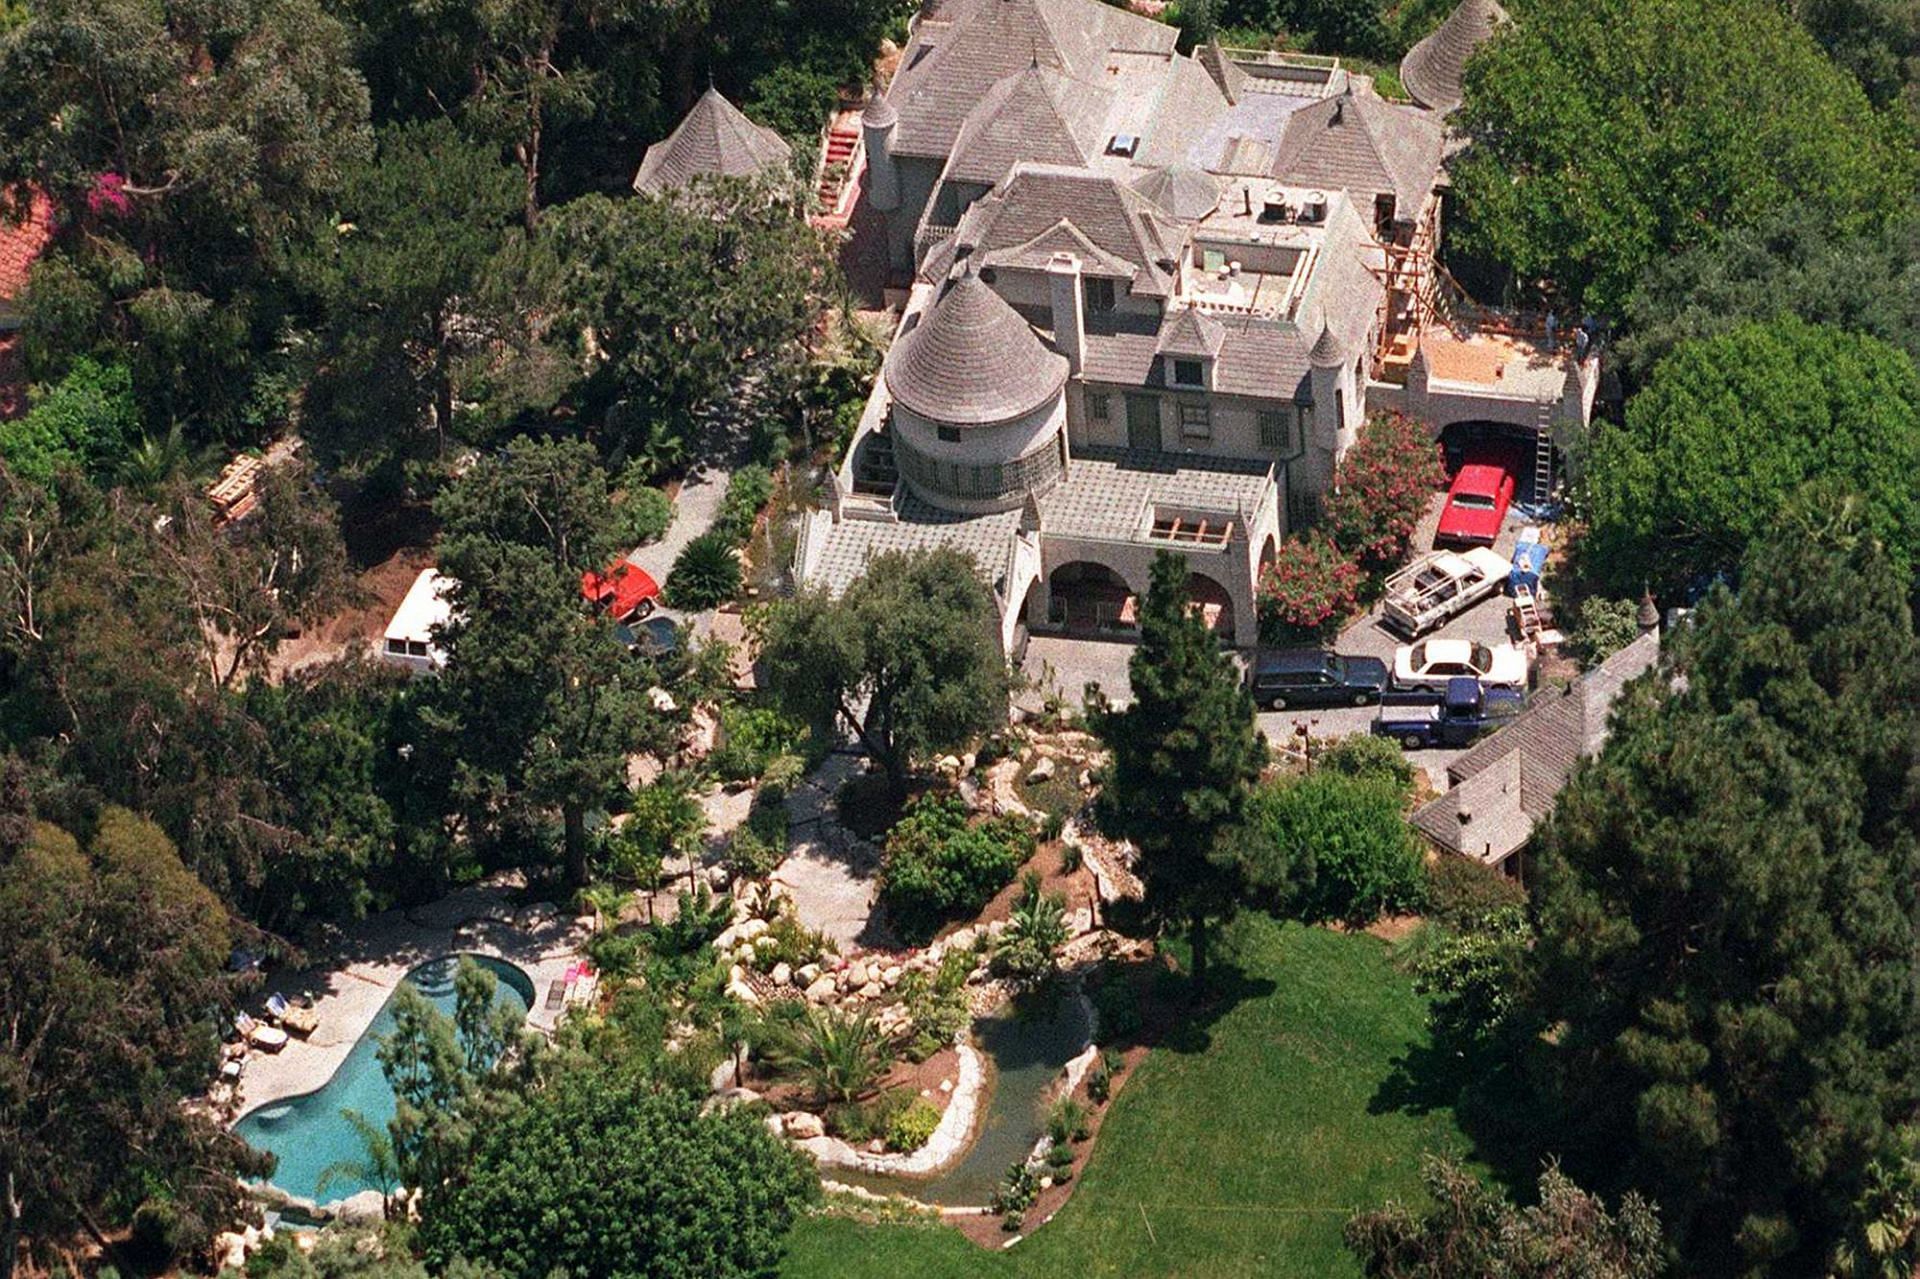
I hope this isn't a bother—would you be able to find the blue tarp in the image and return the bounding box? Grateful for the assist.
[1510,539,1549,593]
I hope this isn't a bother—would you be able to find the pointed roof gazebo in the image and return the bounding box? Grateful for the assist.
[1128,163,1222,221]
[884,268,1068,427]
[633,87,793,196]
[1399,0,1510,115]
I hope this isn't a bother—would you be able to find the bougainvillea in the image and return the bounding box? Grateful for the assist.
[1325,411,1446,566]
[1257,536,1364,642]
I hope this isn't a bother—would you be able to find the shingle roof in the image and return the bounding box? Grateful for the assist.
[1308,321,1345,366]
[886,0,1175,159]
[807,493,1023,598]
[1413,630,1660,862]
[946,164,1182,297]
[1400,0,1509,115]
[1270,89,1444,213]
[943,61,1107,187]
[0,188,52,311]
[1157,305,1225,359]
[633,88,792,196]
[1128,163,1222,220]
[884,269,1068,426]
[1197,38,1248,105]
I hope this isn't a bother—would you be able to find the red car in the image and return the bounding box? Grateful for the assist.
[1435,462,1516,546]
[581,561,660,621]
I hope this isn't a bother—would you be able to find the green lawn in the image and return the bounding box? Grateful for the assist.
[779,917,1473,1279]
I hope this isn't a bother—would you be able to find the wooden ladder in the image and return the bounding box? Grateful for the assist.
[1513,584,1543,640]
[1531,401,1555,503]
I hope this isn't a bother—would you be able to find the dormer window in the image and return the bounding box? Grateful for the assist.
[1107,134,1140,158]
[1172,358,1206,388]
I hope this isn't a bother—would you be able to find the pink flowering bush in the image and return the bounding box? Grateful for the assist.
[1325,411,1446,566]
[1258,536,1364,642]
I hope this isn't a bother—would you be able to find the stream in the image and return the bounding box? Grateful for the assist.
[832,990,1093,1206]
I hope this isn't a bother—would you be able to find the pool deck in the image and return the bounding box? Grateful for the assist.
[231,884,590,1119]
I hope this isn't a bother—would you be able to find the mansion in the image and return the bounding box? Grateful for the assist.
[793,0,1595,652]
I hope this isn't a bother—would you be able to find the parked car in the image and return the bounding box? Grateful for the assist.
[1436,462,1516,546]
[1248,648,1390,710]
[1392,637,1529,691]
[582,561,660,623]
[1371,677,1526,750]
[1381,547,1511,637]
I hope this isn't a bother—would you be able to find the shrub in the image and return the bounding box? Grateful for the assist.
[713,464,775,545]
[665,531,743,609]
[1425,854,1526,930]
[1317,733,1415,793]
[710,703,811,783]
[723,824,782,881]
[1045,1142,1075,1169]
[878,794,1032,944]
[995,870,1068,984]
[885,1098,942,1152]
[826,1088,908,1143]
[1091,976,1142,1042]
[1413,905,1534,1048]
[1323,411,1446,566]
[1242,773,1427,924]
[992,1161,1041,1227]
[1086,1057,1112,1105]
[615,472,674,547]
[751,913,833,972]
[757,752,807,805]
[761,1005,887,1105]
[1047,1097,1090,1145]
[0,357,140,485]
[1257,536,1364,642]
[1565,595,1642,668]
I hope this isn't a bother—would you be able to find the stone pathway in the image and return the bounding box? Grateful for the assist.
[626,460,731,608]
[774,752,891,951]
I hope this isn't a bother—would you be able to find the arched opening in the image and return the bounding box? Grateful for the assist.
[1258,535,1279,572]
[1186,571,1235,639]
[1047,561,1136,635]
[1439,420,1548,505]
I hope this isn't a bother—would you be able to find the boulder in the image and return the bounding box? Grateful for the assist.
[881,965,902,987]
[846,961,870,988]
[859,981,884,1000]
[734,943,757,965]
[796,963,822,986]
[726,978,761,1006]
[936,754,962,774]
[805,975,837,1003]
[738,917,770,942]
[1079,769,1094,788]
[1069,907,1094,937]
[1026,756,1056,784]
[986,919,1008,937]
[335,1190,386,1227]
[729,964,746,986]
[783,1111,825,1140]
[771,962,793,987]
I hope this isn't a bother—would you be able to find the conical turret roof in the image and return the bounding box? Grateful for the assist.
[1400,0,1509,115]
[885,270,1068,427]
[634,88,793,195]
[1309,321,1346,367]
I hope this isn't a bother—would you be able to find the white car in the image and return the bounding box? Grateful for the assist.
[1392,637,1529,692]
[1380,547,1511,637]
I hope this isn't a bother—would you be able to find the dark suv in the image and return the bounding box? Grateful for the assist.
[1248,648,1390,711]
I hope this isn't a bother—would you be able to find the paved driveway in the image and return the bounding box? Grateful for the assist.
[1019,501,1534,788]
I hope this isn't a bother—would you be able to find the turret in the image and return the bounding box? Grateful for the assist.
[862,91,900,213]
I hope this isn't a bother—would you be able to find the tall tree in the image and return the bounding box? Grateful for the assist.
[1585,318,1920,596]
[756,547,1010,794]
[432,436,659,885]
[547,182,826,461]
[1089,551,1264,984]
[1449,0,1916,312]
[0,781,265,1279]
[1527,499,1920,1275]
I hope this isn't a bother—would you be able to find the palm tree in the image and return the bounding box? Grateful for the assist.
[762,1005,887,1105]
[119,426,187,493]
[315,1110,402,1218]
[997,871,1069,984]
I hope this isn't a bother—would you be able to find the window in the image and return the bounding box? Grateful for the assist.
[1107,133,1140,157]
[1172,359,1205,388]
[407,640,429,657]
[1178,402,1212,440]
[385,638,406,656]
[1085,277,1116,313]
[1259,409,1295,452]
[937,425,961,444]
[1088,392,1111,421]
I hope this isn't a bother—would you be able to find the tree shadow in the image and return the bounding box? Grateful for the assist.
[1369,1031,1555,1200]
[1085,949,1276,1061]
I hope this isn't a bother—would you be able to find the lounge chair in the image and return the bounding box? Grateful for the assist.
[235,1013,289,1053]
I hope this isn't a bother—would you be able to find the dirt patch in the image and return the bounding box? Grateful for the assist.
[1364,912,1424,943]
[962,842,1098,934]
[272,542,434,678]
[749,1044,963,1135]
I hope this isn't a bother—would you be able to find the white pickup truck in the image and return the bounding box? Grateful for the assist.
[1380,547,1510,637]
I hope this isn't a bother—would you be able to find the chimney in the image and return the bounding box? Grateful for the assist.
[1048,251,1084,376]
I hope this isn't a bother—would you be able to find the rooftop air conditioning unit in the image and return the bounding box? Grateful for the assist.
[1299,191,1328,223]
[1107,133,1140,158]
[1261,192,1289,222]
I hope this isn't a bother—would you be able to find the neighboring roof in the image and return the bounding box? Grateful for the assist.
[943,164,1183,297]
[1197,38,1248,105]
[385,568,454,643]
[1157,305,1225,359]
[0,188,53,318]
[1128,163,1222,220]
[1271,89,1444,213]
[1413,630,1661,863]
[943,61,1108,187]
[886,0,1175,159]
[1400,0,1509,115]
[884,269,1068,426]
[633,88,793,196]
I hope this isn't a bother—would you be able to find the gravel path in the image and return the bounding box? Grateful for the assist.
[774,753,892,951]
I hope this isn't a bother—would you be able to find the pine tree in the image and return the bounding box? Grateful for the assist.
[1527,492,1920,1275]
[1090,552,1265,986]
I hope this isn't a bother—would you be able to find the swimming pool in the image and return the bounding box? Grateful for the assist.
[234,954,533,1205]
